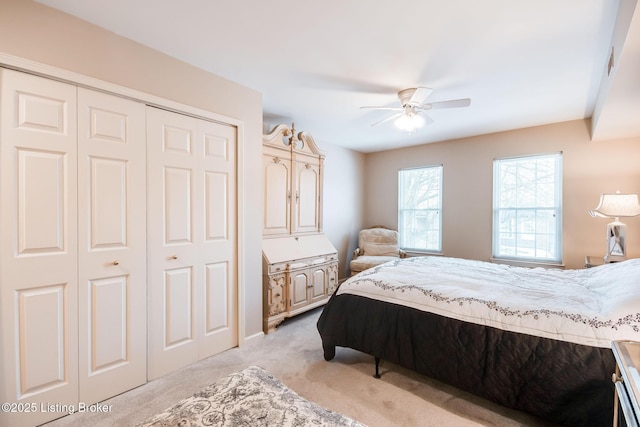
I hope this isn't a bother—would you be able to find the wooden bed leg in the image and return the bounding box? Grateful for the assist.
[374,356,381,379]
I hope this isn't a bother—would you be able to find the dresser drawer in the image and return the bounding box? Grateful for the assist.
[267,261,289,274]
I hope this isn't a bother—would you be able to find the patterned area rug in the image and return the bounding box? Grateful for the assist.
[136,365,365,426]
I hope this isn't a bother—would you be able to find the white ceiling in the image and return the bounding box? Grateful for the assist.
[36,0,640,153]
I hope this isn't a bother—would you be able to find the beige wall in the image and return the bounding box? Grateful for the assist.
[320,142,366,279]
[365,119,640,269]
[0,0,264,338]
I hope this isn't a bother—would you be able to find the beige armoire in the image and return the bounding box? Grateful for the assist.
[262,124,338,333]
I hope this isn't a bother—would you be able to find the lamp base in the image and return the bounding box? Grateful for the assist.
[604,220,626,263]
[604,254,625,263]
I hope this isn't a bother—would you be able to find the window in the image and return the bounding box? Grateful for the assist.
[493,153,562,263]
[398,165,443,252]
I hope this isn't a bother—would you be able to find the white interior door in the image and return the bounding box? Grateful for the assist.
[197,119,237,359]
[147,107,237,380]
[147,107,199,379]
[77,88,147,403]
[0,69,79,426]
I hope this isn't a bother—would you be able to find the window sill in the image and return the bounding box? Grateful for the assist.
[490,257,565,269]
[402,250,443,258]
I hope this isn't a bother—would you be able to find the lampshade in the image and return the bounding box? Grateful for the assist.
[394,112,425,132]
[588,193,640,218]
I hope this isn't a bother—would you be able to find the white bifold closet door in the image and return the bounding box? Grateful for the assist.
[146,106,238,380]
[77,88,147,404]
[0,69,79,427]
[0,69,147,426]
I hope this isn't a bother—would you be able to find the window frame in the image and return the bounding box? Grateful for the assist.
[492,152,563,265]
[397,165,443,253]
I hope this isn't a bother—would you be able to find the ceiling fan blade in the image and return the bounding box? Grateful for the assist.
[422,113,434,125]
[423,98,471,110]
[408,87,433,106]
[371,112,403,127]
[360,106,403,111]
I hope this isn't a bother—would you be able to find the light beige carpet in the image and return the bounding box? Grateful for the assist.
[44,308,554,427]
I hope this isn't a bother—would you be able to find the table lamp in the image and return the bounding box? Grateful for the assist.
[588,192,640,263]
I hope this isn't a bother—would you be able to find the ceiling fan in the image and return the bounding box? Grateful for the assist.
[360,87,471,132]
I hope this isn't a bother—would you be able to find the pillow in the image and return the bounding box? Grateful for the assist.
[362,243,399,257]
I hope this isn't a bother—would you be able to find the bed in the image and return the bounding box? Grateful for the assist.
[317,256,640,426]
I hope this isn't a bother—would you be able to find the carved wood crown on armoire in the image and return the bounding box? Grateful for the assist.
[262,123,338,333]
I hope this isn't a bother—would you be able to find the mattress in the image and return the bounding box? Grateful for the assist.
[336,256,640,347]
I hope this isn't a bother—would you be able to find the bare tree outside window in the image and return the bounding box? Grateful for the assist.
[398,166,443,252]
[493,154,562,262]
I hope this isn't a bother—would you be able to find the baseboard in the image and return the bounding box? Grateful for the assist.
[241,330,265,345]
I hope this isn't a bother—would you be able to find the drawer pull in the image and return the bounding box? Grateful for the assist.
[113,260,119,266]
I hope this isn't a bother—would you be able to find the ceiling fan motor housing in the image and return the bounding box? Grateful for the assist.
[398,87,433,106]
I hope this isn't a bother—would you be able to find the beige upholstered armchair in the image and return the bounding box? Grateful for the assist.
[349,226,407,276]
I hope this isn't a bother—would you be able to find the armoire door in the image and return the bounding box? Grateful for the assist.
[263,151,291,235]
[0,69,79,426]
[292,155,320,234]
[308,267,327,304]
[290,270,310,311]
[147,107,237,380]
[77,88,147,403]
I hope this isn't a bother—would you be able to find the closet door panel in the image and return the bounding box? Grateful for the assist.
[198,121,237,358]
[88,277,128,368]
[17,285,68,392]
[147,107,199,379]
[17,149,66,253]
[89,158,127,247]
[77,88,146,404]
[204,262,228,331]
[164,267,194,346]
[164,166,193,243]
[0,69,78,427]
[205,171,227,240]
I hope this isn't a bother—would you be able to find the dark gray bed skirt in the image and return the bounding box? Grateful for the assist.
[317,293,615,427]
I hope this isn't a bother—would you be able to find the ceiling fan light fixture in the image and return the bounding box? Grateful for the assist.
[361,86,469,130]
[394,111,425,132]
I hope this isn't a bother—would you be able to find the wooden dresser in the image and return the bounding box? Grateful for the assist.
[612,340,640,426]
[262,124,338,333]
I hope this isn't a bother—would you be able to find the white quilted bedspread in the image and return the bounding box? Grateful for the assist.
[338,256,640,347]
